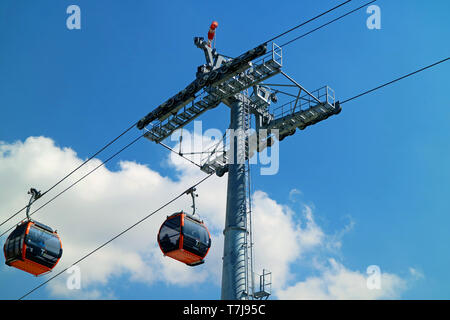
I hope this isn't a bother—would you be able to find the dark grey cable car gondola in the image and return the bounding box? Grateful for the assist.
[157,188,211,266]
[3,188,63,276]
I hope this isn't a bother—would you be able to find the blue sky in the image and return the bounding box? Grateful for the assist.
[0,0,449,300]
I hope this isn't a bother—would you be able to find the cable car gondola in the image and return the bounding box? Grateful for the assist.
[3,188,63,276]
[157,188,211,266]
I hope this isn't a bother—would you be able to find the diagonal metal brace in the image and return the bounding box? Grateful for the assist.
[280,71,321,105]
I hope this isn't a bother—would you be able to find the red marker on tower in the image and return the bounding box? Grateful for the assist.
[207,21,218,47]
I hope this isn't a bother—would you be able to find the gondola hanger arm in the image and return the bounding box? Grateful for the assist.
[26,188,42,221]
[185,187,198,216]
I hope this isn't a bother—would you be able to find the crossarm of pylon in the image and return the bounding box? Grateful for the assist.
[144,55,282,144]
[267,99,341,140]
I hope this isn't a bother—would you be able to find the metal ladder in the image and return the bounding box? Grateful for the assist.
[244,155,255,299]
[241,89,256,299]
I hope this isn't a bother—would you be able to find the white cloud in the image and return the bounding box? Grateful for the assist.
[408,267,424,280]
[250,192,408,300]
[251,193,326,290]
[0,136,416,300]
[277,258,407,300]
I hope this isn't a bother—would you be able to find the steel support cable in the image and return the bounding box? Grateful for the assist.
[0,121,138,228]
[0,133,145,238]
[264,0,353,44]
[269,57,449,113]
[340,57,450,104]
[254,0,378,64]
[172,130,228,157]
[278,0,377,48]
[158,127,229,169]
[158,142,203,168]
[18,172,214,300]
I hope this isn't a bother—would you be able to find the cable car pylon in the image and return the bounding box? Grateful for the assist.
[137,21,341,300]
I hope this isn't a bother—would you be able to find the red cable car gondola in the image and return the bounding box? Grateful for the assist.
[157,188,211,266]
[3,188,63,276]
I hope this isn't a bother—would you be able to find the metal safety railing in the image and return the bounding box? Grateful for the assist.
[271,85,335,119]
[253,269,272,300]
[272,43,282,67]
